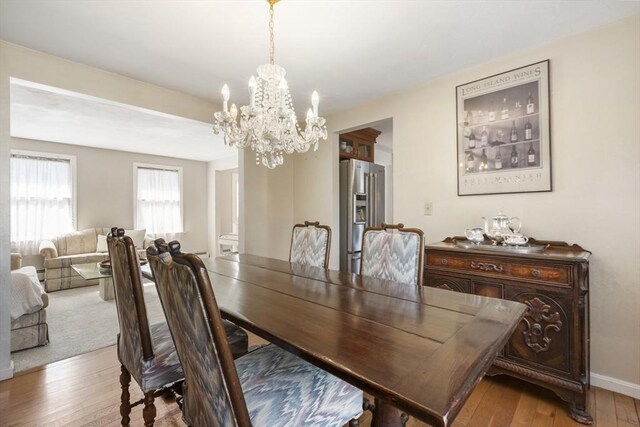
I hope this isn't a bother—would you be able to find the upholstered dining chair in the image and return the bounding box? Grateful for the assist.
[360,223,425,425]
[360,223,425,286]
[107,228,248,426]
[289,221,332,268]
[147,240,363,426]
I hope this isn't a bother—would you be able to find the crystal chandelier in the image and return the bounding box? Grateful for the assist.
[212,0,327,169]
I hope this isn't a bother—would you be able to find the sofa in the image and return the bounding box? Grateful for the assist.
[11,253,49,352]
[39,227,153,292]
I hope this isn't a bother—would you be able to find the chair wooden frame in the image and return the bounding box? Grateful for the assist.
[150,241,362,427]
[148,240,253,426]
[107,228,183,427]
[360,223,425,286]
[289,220,332,268]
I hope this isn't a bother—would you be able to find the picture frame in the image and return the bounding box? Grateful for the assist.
[456,60,551,196]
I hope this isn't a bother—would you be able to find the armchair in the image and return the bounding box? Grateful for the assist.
[10,253,49,352]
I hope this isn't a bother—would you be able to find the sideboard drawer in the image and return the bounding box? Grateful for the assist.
[427,253,569,286]
[427,253,510,276]
[426,253,467,269]
[510,263,569,285]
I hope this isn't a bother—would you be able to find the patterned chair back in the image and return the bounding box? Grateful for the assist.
[146,241,251,427]
[107,228,154,381]
[289,221,331,268]
[361,223,425,286]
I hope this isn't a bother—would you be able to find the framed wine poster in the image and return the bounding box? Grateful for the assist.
[456,60,551,196]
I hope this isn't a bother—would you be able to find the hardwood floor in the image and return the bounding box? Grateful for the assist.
[1,335,637,427]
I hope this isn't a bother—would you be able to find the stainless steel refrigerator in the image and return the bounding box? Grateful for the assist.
[340,159,385,273]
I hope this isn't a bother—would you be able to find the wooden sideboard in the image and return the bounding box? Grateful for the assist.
[424,237,592,424]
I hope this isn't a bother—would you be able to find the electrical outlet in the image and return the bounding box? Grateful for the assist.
[424,202,433,216]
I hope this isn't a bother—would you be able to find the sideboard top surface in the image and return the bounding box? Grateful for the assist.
[426,237,591,262]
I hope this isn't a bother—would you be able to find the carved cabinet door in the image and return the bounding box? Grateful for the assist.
[505,286,572,375]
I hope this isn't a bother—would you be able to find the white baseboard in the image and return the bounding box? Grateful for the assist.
[591,372,640,399]
[0,360,14,381]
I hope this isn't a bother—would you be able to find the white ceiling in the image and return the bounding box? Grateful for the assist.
[10,79,237,161]
[2,2,638,160]
[1,1,638,116]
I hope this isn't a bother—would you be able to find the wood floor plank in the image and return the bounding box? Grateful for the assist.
[453,379,491,425]
[90,395,179,427]
[7,365,122,409]
[531,393,558,427]
[589,386,599,427]
[550,391,584,427]
[8,377,129,425]
[511,382,541,427]
[595,387,618,427]
[466,377,521,427]
[552,409,582,427]
[1,343,630,427]
[615,393,640,427]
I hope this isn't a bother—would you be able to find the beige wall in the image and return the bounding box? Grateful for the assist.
[375,146,394,223]
[215,168,238,251]
[215,169,234,237]
[207,156,238,257]
[0,41,218,379]
[290,16,640,392]
[243,154,294,261]
[10,138,209,265]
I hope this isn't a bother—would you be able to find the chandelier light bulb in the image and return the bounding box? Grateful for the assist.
[221,84,230,112]
[279,78,288,109]
[311,90,319,117]
[248,76,257,107]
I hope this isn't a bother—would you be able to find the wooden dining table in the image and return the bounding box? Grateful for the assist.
[143,253,526,427]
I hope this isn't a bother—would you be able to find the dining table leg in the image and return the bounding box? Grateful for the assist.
[371,397,408,427]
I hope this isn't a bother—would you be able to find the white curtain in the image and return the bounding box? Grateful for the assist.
[11,155,74,254]
[137,167,183,235]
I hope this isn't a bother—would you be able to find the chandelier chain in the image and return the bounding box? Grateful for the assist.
[269,3,275,65]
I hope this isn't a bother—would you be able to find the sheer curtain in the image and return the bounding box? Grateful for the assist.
[136,167,183,236]
[11,154,75,254]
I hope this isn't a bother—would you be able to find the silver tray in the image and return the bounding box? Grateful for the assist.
[454,239,547,254]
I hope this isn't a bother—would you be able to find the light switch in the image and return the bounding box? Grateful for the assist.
[424,202,433,216]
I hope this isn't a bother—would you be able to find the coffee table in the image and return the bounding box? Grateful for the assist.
[71,262,114,301]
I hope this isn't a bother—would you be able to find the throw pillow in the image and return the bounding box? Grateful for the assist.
[96,234,108,253]
[124,229,146,247]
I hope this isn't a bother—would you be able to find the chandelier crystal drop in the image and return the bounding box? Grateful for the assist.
[212,0,327,169]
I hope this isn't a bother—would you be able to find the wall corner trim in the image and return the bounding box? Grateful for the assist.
[0,360,14,381]
[591,372,640,399]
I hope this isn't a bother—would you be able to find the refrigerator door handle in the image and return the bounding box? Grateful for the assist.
[364,172,370,226]
[371,172,376,227]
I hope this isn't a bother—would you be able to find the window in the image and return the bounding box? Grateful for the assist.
[134,163,183,235]
[10,151,76,254]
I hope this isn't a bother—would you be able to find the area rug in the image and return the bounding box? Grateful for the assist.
[12,282,165,373]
